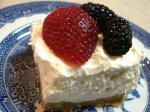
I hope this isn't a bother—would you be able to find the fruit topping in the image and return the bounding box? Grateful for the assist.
[103,17,132,55]
[81,2,116,28]
[43,6,99,65]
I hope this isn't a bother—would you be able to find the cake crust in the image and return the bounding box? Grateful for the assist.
[35,94,125,112]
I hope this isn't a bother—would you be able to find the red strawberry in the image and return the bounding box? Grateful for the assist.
[42,6,98,65]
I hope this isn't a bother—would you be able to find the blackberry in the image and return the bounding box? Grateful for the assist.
[81,2,116,26]
[103,36,132,56]
[103,17,132,55]
[81,2,133,56]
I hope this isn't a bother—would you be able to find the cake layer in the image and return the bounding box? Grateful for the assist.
[31,22,143,103]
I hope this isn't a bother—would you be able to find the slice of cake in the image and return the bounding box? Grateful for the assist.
[31,3,143,110]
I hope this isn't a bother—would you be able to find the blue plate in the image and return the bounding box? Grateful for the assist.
[0,1,150,112]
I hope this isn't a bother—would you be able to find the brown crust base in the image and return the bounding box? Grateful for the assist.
[35,94,125,112]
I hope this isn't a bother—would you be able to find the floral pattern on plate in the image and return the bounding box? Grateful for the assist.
[0,1,150,112]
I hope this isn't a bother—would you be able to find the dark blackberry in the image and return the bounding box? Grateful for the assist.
[81,2,116,26]
[103,36,132,56]
[103,17,132,55]
[103,17,132,39]
[81,2,133,55]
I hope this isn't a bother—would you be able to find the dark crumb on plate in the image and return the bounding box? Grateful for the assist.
[10,47,41,112]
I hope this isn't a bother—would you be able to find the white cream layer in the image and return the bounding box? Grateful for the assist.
[31,22,143,103]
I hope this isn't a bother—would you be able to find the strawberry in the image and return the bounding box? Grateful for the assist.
[42,6,98,65]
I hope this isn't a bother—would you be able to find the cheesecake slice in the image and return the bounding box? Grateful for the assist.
[31,22,142,104]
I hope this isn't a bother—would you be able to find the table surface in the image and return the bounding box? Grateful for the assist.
[0,0,150,32]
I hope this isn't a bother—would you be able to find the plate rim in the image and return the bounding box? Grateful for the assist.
[0,1,150,112]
